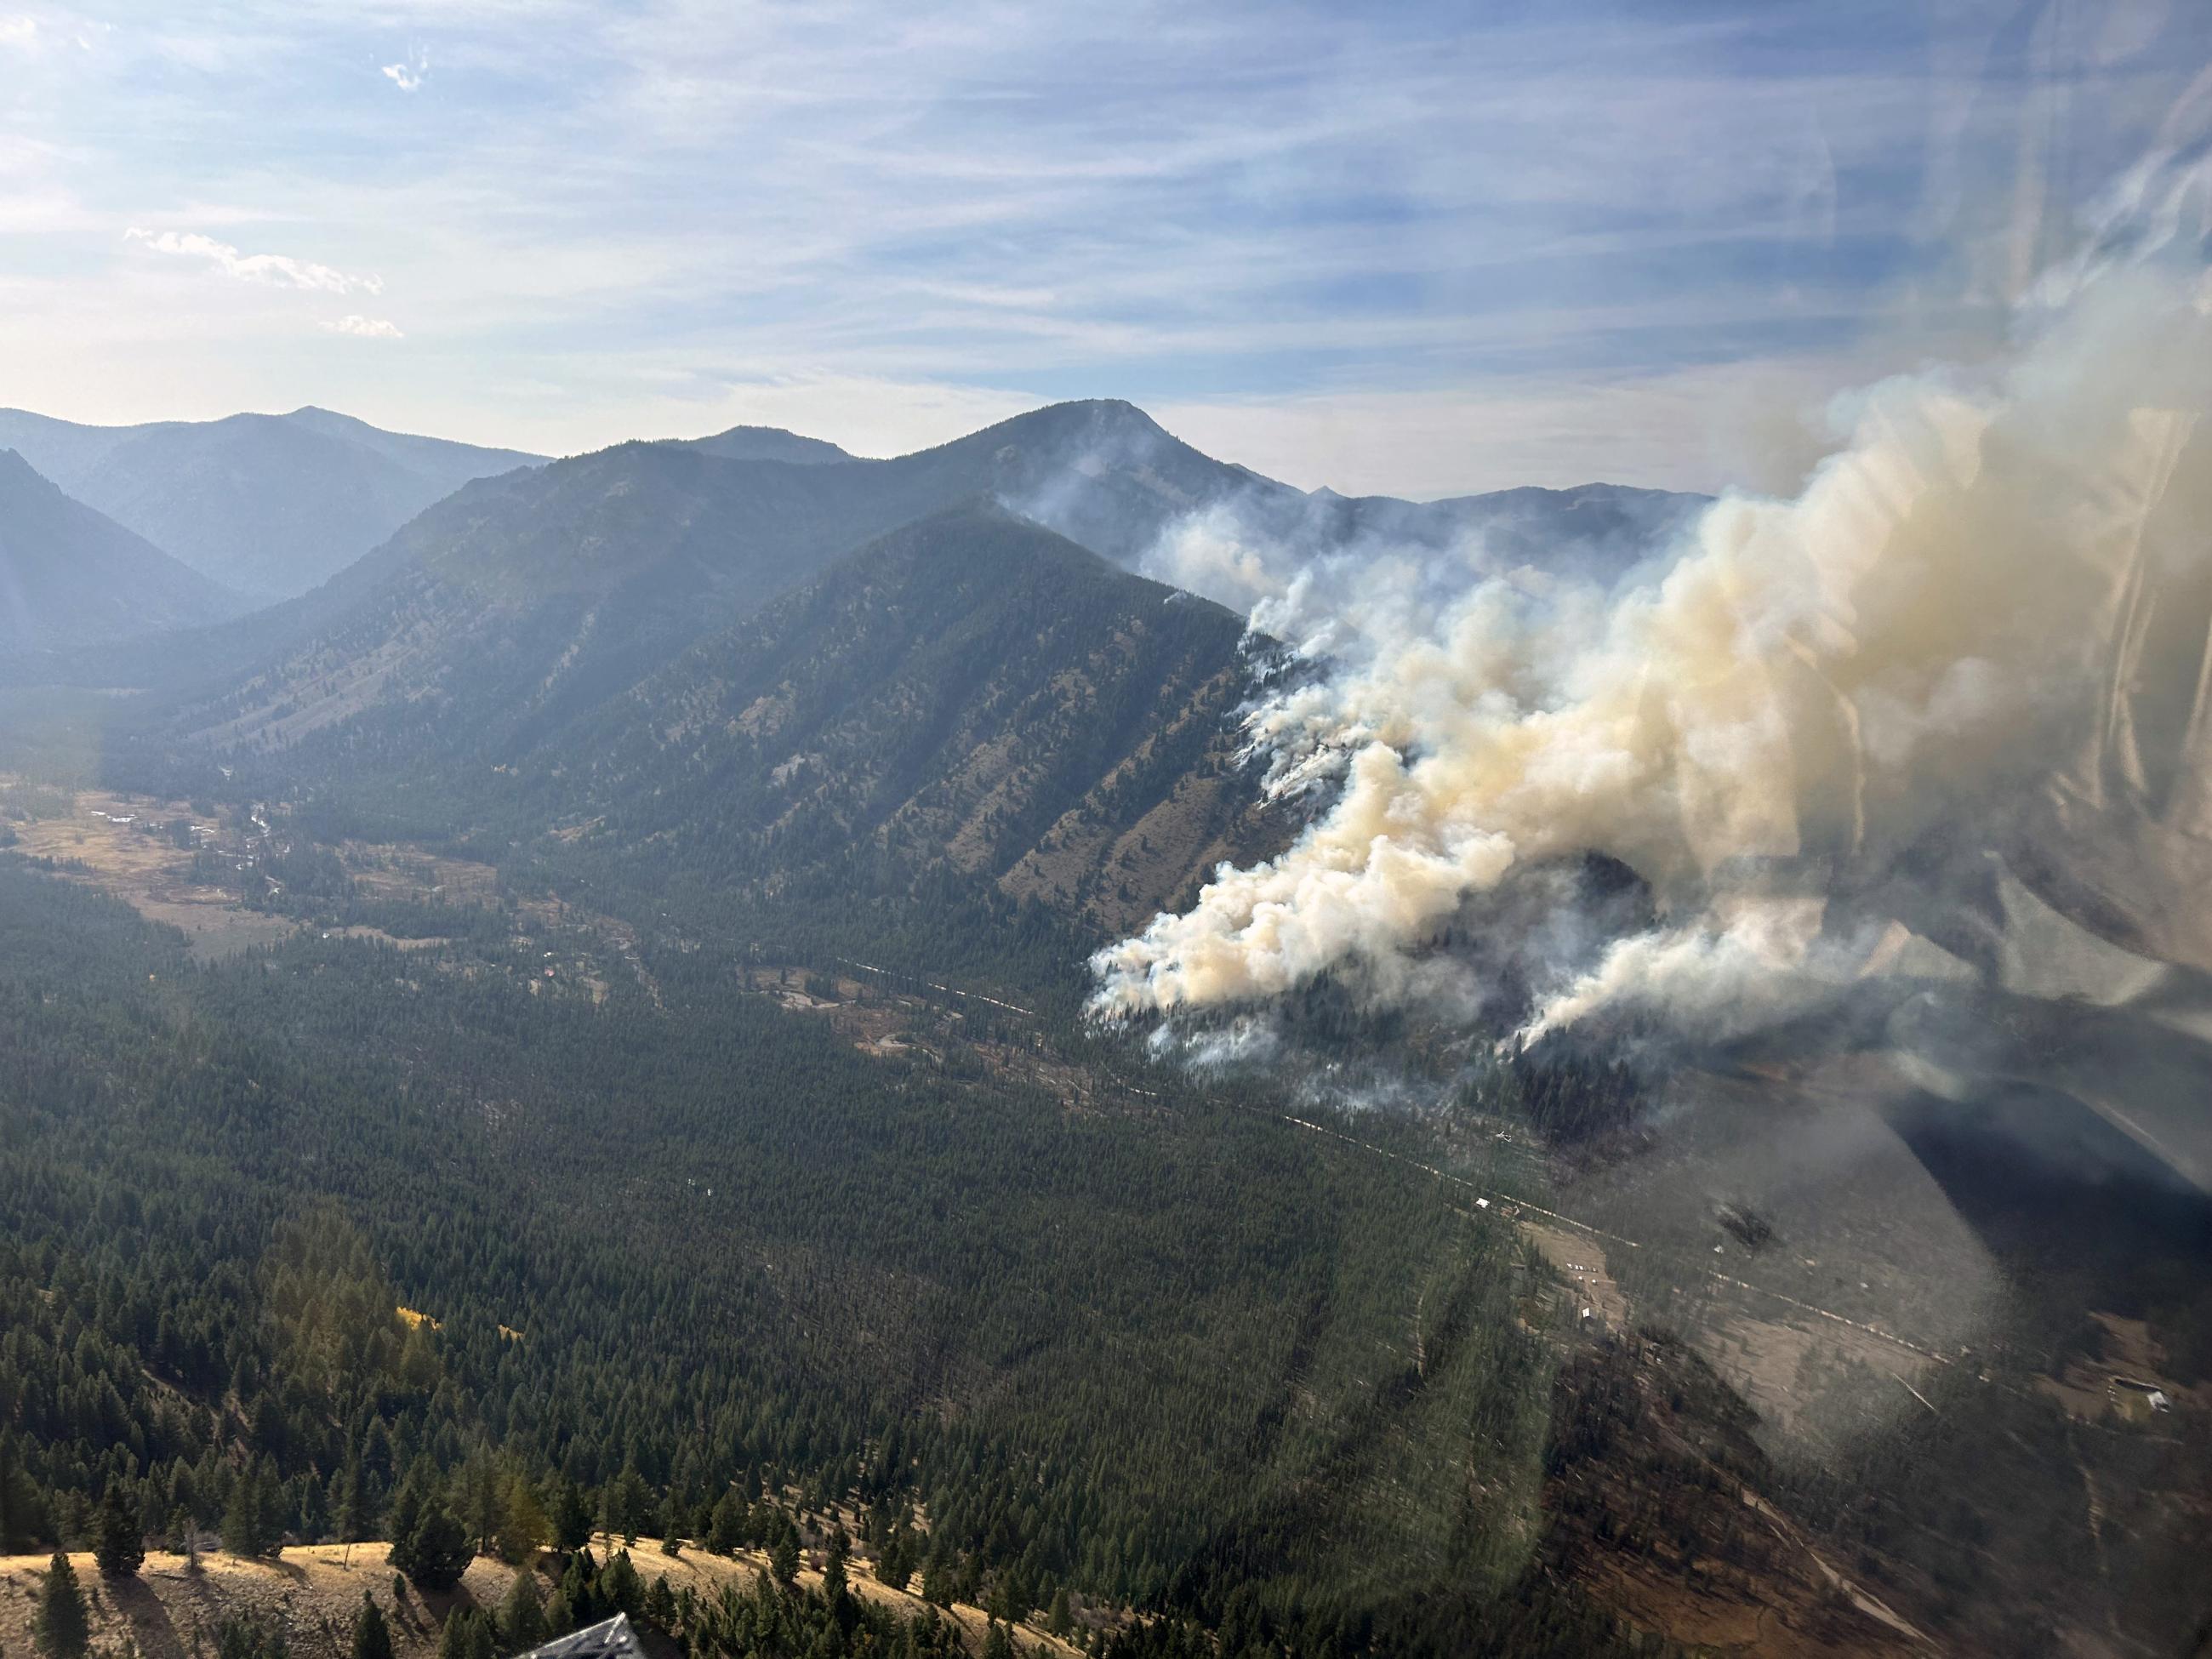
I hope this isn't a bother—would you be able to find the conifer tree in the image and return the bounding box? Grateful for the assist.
[335,1452,373,1547]
[706,1491,744,1557]
[385,1479,425,1579]
[501,1475,550,1565]
[36,1553,89,1659]
[400,1502,471,1593]
[557,1550,601,1628]
[436,1608,494,1659]
[600,1549,641,1618]
[550,1480,592,1555]
[501,1567,548,1653]
[350,1593,393,1659]
[222,1462,279,1559]
[94,1485,144,1578]
[641,1574,676,1633]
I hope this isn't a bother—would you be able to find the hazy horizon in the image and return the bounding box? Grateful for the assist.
[8,1,2209,499]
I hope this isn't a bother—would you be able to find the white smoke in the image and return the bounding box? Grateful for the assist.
[1092,233,2212,1040]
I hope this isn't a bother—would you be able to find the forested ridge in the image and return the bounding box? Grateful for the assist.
[0,861,1663,1656]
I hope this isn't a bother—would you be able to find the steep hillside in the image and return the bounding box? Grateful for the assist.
[145,441,1013,777]
[0,450,245,653]
[540,503,1279,929]
[149,500,1279,946]
[128,408,1274,789]
[0,408,543,598]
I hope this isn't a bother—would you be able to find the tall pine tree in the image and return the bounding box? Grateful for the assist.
[350,1593,394,1659]
[36,1552,90,1659]
[95,1485,144,1577]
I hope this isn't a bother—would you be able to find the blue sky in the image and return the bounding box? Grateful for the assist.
[2,1,2206,494]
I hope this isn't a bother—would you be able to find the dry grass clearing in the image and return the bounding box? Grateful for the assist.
[4,784,297,961]
[0,1538,1081,1659]
[1521,1221,1629,1331]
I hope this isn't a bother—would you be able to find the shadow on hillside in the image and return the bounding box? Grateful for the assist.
[101,1571,189,1659]
[394,1578,484,1639]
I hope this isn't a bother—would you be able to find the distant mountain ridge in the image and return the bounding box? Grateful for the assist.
[10,396,1709,945]
[680,423,854,465]
[0,449,246,654]
[0,406,544,600]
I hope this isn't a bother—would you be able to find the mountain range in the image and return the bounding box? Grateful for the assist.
[0,448,247,653]
[0,405,544,599]
[86,400,1693,925]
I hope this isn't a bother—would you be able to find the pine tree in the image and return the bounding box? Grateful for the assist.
[222,1466,264,1558]
[769,1533,799,1587]
[385,1479,425,1580]
[436,1608,494,1659]
[550,1479,592,1554]
[336,1452,373,1546]
[350,1593,394,1659]
[641,1574,676,1633]
[254,1457,288,1559]
[500,1568,548,1652]
[219,1458,286,1559]
[878,1529,911,1594]
[600,1549,642,1618]
[35,1553,89,1659]
[1048,1587,1073,1638]
[95,1485,144,1578]
[400,1502,471,1593]
[983,1621,1015,1659]
[455,1449,503,1556]
[501,1475,550,1565]
[603,1467,648,1548]
[558,1551,601,1628]
[706,1491,744,1556]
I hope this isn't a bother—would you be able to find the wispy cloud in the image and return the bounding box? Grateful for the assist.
[124,228,384,296]
[4,3,2206,488]
[0,5,101,54]
[323,314,403,339]
[380,46,426,91]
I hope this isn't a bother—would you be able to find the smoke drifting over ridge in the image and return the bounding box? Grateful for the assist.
[1092,203,2212,1040]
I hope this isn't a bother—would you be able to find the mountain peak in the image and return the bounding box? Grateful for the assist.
[684,424,853,465]
[0,446,50,487]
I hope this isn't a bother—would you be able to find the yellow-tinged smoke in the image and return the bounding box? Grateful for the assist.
[1092,254,2212,1037]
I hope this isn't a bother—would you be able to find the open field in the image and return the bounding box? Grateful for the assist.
[2,781,299,960]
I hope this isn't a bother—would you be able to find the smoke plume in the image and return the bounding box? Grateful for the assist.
[1092,219,2212,1040]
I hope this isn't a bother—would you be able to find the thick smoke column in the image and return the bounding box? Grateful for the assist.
[1092,237,2212,1037]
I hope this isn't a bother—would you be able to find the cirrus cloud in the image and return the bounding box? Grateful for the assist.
[323,314,403,339]
[123,227,384,296]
